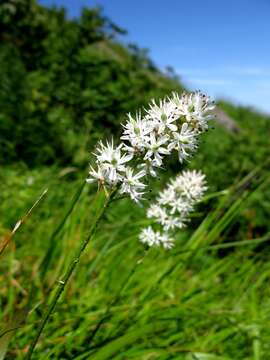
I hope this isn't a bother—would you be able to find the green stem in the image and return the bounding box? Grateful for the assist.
[39,181,86,281]
[26,189,114,359]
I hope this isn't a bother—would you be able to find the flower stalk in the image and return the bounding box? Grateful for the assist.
[27,91,215,358]
[26,188,116,359]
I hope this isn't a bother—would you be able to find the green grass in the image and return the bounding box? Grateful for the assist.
[0,163,270,360]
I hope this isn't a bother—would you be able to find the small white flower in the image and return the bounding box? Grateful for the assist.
[94,140,132,184]
[169,197,193,215]
[144,133,170,167]
[168,123,198,162]
[147,203,185,230]
[159,232,174,249]
[139,226,174,249]
[146,98,179,133]
[120,167,146,202]
[157,187,176,205]
[86,165,106,184]
[163,215,185,231]
[95,140,132,167]
[173,91,215,132]
[121,113,152,152]
[138,160,159,177]
[147,204,168,223]
[139,226,160,247]
[172,170,207,201]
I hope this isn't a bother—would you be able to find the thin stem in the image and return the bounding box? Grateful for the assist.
[39,181,86,281]
[0,188,48,257]
[26,189,115,359]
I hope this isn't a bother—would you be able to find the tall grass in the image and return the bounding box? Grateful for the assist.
[0,162,269,359]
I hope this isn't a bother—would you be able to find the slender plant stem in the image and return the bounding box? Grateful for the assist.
[39,181,86,280]
[0,188,48,257]
[26,189,114,359]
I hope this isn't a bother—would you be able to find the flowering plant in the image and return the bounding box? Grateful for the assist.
[27,91,214,358]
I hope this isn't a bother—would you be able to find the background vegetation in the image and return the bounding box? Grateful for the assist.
[0,1,270,359]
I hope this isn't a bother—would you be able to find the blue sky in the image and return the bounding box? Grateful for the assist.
[39,0,270,113]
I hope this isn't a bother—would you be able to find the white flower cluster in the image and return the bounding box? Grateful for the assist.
[86,140,146,202]
[87,92,214,202]
[139,170,207,249]
[139,227,174,250]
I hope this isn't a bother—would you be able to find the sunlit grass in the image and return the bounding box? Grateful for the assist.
[0,163,269,359]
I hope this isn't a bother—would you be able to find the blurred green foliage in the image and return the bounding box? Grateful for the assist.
[190,102,270,237]
[0,0,181,167]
